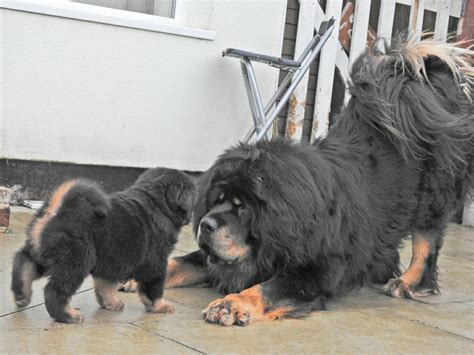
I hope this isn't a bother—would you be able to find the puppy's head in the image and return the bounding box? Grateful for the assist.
[137,168,196,224]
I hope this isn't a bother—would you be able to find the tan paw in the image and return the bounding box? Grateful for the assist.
[383,278,439,299]
[65,307,85,323]
[101,299,125,311]
[202,294,257,326]
[146,299,175,314]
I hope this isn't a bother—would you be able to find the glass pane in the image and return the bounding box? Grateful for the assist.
[72,0,176,18]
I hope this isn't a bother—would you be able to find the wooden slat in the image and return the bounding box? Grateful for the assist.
[311,0,343,142]
[349,0,371,66]
[378,0,396,42]
[286,0,319,141]
[396,0,462,18]
[409,0,425,39]
[434,0,451,42]
[313,5,350,92]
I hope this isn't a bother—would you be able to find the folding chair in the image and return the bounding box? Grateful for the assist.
[223,18,336,143]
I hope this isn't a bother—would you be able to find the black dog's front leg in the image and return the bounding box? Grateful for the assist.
[202,269,326,326]
[165,250,210,288]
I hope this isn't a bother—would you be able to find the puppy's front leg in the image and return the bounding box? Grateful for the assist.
[94,278,124,311]
[136,264,174,314]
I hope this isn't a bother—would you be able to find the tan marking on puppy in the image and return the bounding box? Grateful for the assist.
[401,234,431,286]
[65,306,85,323]
[139,293,174,313]
[94,278,124,311]
[30,181,76,250]
[15,261,39,308]
[165,259,208,288]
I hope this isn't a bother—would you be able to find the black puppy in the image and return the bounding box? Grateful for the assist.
[11,168,194,323]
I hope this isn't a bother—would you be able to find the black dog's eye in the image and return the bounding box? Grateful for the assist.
[232,197,242,206]
[217,192,225,202]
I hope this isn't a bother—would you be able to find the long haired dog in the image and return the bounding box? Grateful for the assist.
[165,39,473,326]
[11,168,194,323]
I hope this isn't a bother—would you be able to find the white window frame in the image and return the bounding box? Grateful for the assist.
[0,0,216,41]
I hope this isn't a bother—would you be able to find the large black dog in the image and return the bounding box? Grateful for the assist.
[11,168,194,323]
[164,39,473,326]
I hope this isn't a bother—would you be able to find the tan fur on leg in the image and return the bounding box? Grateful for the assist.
[94,278,124,311]
[139,293,174,313]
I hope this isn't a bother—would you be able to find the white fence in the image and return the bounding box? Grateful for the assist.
[285,0,465,142]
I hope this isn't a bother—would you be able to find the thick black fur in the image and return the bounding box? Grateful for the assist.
[11,168,194,323]
[187,39,473,321]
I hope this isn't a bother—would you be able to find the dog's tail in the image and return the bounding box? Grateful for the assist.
[27,180,110,250]
[349,36,473,175]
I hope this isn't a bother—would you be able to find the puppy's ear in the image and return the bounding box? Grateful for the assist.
[177,188,194,214]
[166,183,195,214]
[93,205,108,219]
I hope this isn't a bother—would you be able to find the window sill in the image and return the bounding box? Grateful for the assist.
[0,0,216,41]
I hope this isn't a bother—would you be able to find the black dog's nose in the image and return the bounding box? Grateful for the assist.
[200,217,218,233]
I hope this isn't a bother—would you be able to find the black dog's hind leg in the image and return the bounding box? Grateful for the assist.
[383,231,443,298]
[136,262,174,313]
[11,246,43,308]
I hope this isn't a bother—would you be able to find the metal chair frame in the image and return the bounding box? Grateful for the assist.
[223,18,336,143]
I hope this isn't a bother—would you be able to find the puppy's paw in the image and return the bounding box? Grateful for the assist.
[146,299,175,314]
[14,295,31,308]
[54,307,85,323]
[102,299,125,312]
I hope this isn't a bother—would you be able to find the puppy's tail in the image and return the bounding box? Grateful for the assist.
[11,246,43,308]
[28,180,110,249]
[349,36,473,175]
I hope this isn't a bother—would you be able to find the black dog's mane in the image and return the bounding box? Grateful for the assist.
[194,38,474,296]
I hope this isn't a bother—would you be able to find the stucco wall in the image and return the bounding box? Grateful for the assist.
[0,1,287,171]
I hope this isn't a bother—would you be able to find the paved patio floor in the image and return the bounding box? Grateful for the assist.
[1,207,473,354]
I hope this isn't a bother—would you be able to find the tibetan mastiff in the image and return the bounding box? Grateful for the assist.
[164,39,474,326]
[11,167,194,323]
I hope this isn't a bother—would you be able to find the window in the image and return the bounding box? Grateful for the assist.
[73,0,176,18]
[0,0,215,40]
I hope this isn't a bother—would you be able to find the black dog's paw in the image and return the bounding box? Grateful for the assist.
[118,280,138,293]
[382,278,438,299]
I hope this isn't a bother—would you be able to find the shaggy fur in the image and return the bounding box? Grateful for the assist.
[168,38,473,326]
[11,168,194,323]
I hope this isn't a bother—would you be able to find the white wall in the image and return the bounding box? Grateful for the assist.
[0,1,287,171]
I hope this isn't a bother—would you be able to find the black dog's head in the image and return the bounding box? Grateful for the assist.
[196,185,254,266]
[193,140,332,276]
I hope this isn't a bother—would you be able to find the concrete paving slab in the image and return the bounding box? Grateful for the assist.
[1,319,197,354]
[133,299,474,354]
[175,225,199,253]
[1,210,473,353]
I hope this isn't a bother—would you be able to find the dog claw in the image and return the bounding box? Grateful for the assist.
[383,278,439,299]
